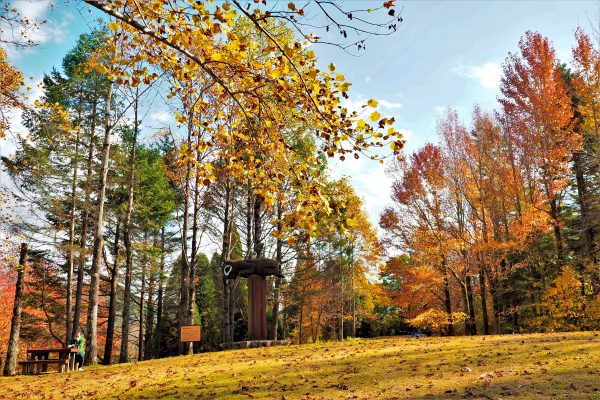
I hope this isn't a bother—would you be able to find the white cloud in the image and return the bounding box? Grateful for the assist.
[151,110,171,123]
[13,0,54,21]
[379,99,403,109]
[3,0,66,52]
[365,76,372,83]
[452,61,502,89]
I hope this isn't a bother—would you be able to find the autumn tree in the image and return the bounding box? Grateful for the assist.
[380,143,457,335]
[499,31,580,263]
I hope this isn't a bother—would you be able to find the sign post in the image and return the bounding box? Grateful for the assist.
[179,325,201,343]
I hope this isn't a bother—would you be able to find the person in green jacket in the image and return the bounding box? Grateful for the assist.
[69,331,85,371]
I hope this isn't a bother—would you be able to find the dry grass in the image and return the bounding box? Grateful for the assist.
[1,331,600,399]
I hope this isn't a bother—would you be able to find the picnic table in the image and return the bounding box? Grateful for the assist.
[19,347,78,374]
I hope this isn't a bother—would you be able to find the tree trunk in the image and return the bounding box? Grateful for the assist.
[442,257,454,336]
[73,97,98,339]
[246,182,253,258]
[138,231,147,362]
[144,230,157,360]
[178,105,193,355]
[66,127,81,345]
[221,182,232,344]
[104,219,120,365]
[268,202,282,340]
[351,270,356,337]
[253,195,263,258]
[154,227,166,358]
[119,90,139,363]
[574,152,594,259]
[339,266,344,341]
[298,288,305,344]
[85,76,114,366]
[488,271,501,334]
[479,265,489,335]
[3,244,28,376]
[187,149,202,350]
[467,276,477,335]
[550,197,564,262]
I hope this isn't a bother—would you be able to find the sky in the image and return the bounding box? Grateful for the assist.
[1,0,599,231]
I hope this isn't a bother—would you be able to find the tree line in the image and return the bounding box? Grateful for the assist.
[380,29,600,335]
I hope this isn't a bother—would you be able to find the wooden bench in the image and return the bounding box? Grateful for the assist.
[23,347,78,374]
[18,358,69,374]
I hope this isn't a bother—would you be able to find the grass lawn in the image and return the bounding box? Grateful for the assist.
[1,331,600,399]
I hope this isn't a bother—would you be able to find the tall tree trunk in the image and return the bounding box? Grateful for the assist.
[505,129,522,218]
[442,256,454,336]
[154,227,166,358]
[178,105,193,355]
[66,89,86,344]
[550,197,564,262]
[138,232,147,362]
[73,97,98,339]
[187,151,201,350]
[222,181,232,343]
[253,194,263,258]
[246,182,253,258]
[119,91,139,364]
[85,76,114,366]
[574,152,594,259]
[460,281,470,335]
[66,129,80,345]
[3,244,28,376]
[144,271,155,359]
[479,265,489,335]
[338,265,344,341]
[467,276,477,335]
[104,219,120,365]
[298,288,305,344]
[488,270,501,334]
[268,202,282,340]
[144,230,158,360]
[351,269,356,337]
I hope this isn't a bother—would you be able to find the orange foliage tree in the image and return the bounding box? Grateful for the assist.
[499,31,580,262]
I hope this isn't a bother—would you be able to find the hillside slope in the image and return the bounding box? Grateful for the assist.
[1,332,599,399]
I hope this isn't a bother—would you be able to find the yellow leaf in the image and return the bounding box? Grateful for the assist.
[328,63,336,72]
[367,99,378,108]
[369,111,381,122]
[108,21,119,32]
[346,218,356,227]
[306,50,316,59]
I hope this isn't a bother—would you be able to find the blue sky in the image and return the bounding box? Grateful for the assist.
[2,0,599,227]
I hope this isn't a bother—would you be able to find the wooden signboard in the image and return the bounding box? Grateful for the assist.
[179,325,201,342]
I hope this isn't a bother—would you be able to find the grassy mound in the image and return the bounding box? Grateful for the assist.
[1,331,599,399]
